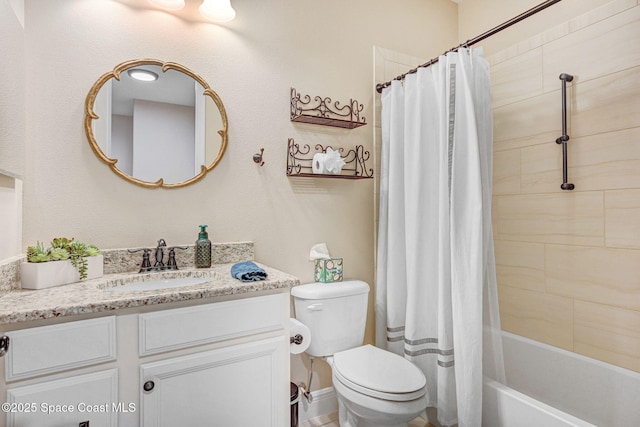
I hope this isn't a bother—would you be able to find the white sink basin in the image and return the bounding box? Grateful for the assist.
[105,274,216,292]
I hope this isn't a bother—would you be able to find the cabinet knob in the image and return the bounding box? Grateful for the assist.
[143,380,155,392]
[0,335,9,357]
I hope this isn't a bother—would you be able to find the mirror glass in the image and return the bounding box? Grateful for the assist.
[84,59,228,188]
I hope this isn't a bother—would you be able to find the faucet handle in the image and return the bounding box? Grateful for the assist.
[128,248,153,273]
[128,248,149,253]
[166,246,188,270]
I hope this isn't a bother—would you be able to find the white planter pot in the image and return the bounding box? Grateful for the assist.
[20,255,104,290]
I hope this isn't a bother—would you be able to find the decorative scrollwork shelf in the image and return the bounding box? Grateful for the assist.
[290,88,366,129]
[286,138,373,179]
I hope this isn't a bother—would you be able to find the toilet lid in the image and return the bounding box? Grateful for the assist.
[332,345,426,401]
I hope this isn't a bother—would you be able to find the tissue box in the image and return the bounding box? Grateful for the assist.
[314,258,343,283]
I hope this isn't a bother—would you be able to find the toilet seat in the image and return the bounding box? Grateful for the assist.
[332,345,426,402]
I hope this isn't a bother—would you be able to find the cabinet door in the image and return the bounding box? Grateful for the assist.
[140,336,288,427]
[6,369,118,427]
[5,316,117,381]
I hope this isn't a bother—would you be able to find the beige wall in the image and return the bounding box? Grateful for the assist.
[0,0,24,259]
[487,0,640,373]
[17,0,458,390]
[0,0,24,181]
[458,0,612,56]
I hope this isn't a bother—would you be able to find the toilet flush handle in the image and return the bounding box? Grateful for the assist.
[307,303,323,311]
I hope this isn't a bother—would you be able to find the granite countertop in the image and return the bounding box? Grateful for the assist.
[0,262,299,325]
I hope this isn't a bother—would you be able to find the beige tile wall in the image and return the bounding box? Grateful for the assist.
[491,0,640,373]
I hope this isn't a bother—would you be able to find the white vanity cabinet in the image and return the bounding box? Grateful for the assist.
[6,369,118,427]
[136,293,290,427]
[2,317,119,427]
[139,337,286,426]
[0,292,291,427]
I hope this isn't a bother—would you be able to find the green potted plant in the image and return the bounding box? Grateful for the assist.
[21,237,103,289]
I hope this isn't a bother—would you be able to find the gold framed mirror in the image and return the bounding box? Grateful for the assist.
[84,59,228,188]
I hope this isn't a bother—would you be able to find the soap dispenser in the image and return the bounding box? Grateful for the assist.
[195,225,212,268]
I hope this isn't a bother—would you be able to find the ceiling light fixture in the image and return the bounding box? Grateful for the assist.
[147,0,185,11]
[199,0,236,23]
[127,69,159,82]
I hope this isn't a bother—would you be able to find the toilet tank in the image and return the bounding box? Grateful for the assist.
[291,280,369,357]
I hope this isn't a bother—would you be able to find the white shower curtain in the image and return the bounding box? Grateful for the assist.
[376,48,504,427]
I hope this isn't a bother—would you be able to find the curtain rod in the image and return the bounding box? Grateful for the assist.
[375,0,563,93]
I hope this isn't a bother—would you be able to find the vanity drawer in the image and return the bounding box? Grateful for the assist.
[139,293,288,356]
[6,369,118,427]
[5,316,117,381]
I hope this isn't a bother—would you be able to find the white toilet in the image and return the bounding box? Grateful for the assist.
[291,280,428,427]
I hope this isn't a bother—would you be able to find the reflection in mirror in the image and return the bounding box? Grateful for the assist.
[84,59,227,188]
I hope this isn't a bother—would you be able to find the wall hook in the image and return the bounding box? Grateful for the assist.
[253,148,265,166]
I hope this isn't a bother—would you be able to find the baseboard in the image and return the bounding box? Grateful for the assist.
[298,386,338,422]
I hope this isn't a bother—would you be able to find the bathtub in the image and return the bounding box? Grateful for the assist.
[482,331,640,427]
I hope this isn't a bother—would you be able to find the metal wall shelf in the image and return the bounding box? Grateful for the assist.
[290,88,366,129]
[286,139,373,179]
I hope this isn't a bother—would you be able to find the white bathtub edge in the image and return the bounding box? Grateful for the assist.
[501,331,640,380]
[483,378,597,427]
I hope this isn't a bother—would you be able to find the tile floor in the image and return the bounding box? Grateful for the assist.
[300,412,434,427]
